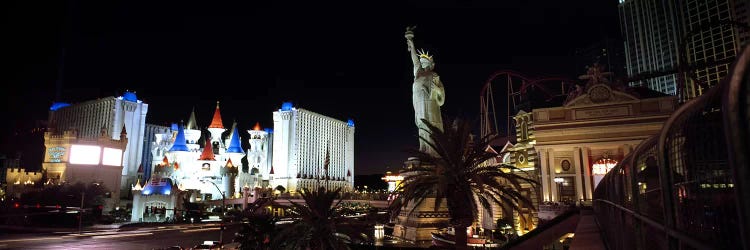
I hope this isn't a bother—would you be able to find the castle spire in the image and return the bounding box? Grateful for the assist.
[208,101,224,129]
[186,107,199,130]
[169,124,189,152]
[226,125,243,153]
[198,137,216,160]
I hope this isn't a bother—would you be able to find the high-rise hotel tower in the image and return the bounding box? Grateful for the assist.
[47,91,148,197]
[271,102,354,192]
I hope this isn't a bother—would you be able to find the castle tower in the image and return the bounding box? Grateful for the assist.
[207,101,226,155]
[222,158,238,198]
[225,124,246,175]
[240,122,269,191]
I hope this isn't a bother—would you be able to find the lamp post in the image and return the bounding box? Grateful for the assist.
[201,179,225,244]
[78,191,84,235]
[553,177,564,202]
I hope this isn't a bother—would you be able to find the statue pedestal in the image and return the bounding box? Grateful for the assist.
[391,157,450,243]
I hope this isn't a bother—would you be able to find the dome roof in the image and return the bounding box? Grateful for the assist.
[122,91,138,102]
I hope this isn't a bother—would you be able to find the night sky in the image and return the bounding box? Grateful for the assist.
[2,0,621,174]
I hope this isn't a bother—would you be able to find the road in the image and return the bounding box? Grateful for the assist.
[0,223,240,250]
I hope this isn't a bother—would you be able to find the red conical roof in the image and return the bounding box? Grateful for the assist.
[137,163,144,173]
[208,101,224,128]
[269,165,274,175]
[162,156,169,166]
[198,138,215,160]
[253,122,262,131]
[226,158,234,168]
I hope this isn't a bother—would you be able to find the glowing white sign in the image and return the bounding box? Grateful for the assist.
[69,145,101,165]
[102,148,123,166]
[382,175,404,182]
[592,158,617,175]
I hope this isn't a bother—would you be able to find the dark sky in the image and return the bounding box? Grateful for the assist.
[2,0,621,174]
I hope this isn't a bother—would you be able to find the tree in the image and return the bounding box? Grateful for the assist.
[272,187,349,250]
[390,117,538,250]
[274,185,286,194]
[234,203,278,250]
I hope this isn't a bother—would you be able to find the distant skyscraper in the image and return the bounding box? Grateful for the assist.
[618,0,681,95]
[47,91,148,197]
[271,102,354,192]
[618,0,749,99]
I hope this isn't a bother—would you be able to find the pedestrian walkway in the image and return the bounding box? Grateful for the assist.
[569,209,605,250]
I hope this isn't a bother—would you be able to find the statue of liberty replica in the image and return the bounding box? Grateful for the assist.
[405,26,445,156]
[392,26,451,243]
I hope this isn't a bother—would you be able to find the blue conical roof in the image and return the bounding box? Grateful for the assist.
[169,124,189,152]
[226,126,243,153]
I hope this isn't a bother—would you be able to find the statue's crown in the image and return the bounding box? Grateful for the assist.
[418,49,433,61]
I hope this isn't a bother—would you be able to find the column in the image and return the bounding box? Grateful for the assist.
[582,147,593,200]
[548,149,557,202]
[573,147,584,201]
[538,148,549,202]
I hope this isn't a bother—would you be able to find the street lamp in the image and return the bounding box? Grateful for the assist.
[553,177,564,202]
[201,178,225,244]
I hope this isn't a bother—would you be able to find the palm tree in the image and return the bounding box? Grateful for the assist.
[390,117,538,250]
[272,187,349,250]
[234,203,278,250]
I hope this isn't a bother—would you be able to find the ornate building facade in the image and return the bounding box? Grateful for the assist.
[505,65,677,233]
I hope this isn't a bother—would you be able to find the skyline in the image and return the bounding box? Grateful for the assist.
[2,0,621,174]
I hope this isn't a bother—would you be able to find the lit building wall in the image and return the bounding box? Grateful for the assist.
[680,0,746,98]
[271,102,354,192]
[618,0,680,95]
[47,91,148,197]
[619,0,750,99]
[41,129,128,212]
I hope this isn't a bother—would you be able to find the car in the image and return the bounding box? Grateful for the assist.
[191,241,222,250]
[152,246,183,250]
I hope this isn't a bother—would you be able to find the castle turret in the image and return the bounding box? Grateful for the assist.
[225,125,245,170]
[207,101,226,155]
[223,158,238,198]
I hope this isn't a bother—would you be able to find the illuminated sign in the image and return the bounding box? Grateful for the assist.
[47,146,65,162]
[592,158,617,175]
[69,145,101,165]
[102,148,123,166]
[382,175,404,182]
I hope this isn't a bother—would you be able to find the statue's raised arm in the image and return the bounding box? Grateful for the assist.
[405,26,421,76]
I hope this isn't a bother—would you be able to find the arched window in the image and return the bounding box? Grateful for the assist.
[520,120,528,141]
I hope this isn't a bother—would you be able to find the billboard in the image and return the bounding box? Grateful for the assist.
[102,148,123,166]
[69,145,101,165]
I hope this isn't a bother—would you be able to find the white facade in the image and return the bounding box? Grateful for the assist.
[271,102,354,192]
[149,125,245,201]
[244,123,272,190]
[47,92,148,197]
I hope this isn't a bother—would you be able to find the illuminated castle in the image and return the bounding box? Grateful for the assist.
[131,102,265,222]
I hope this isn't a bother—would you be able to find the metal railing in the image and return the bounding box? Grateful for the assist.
[593,45,750,250]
